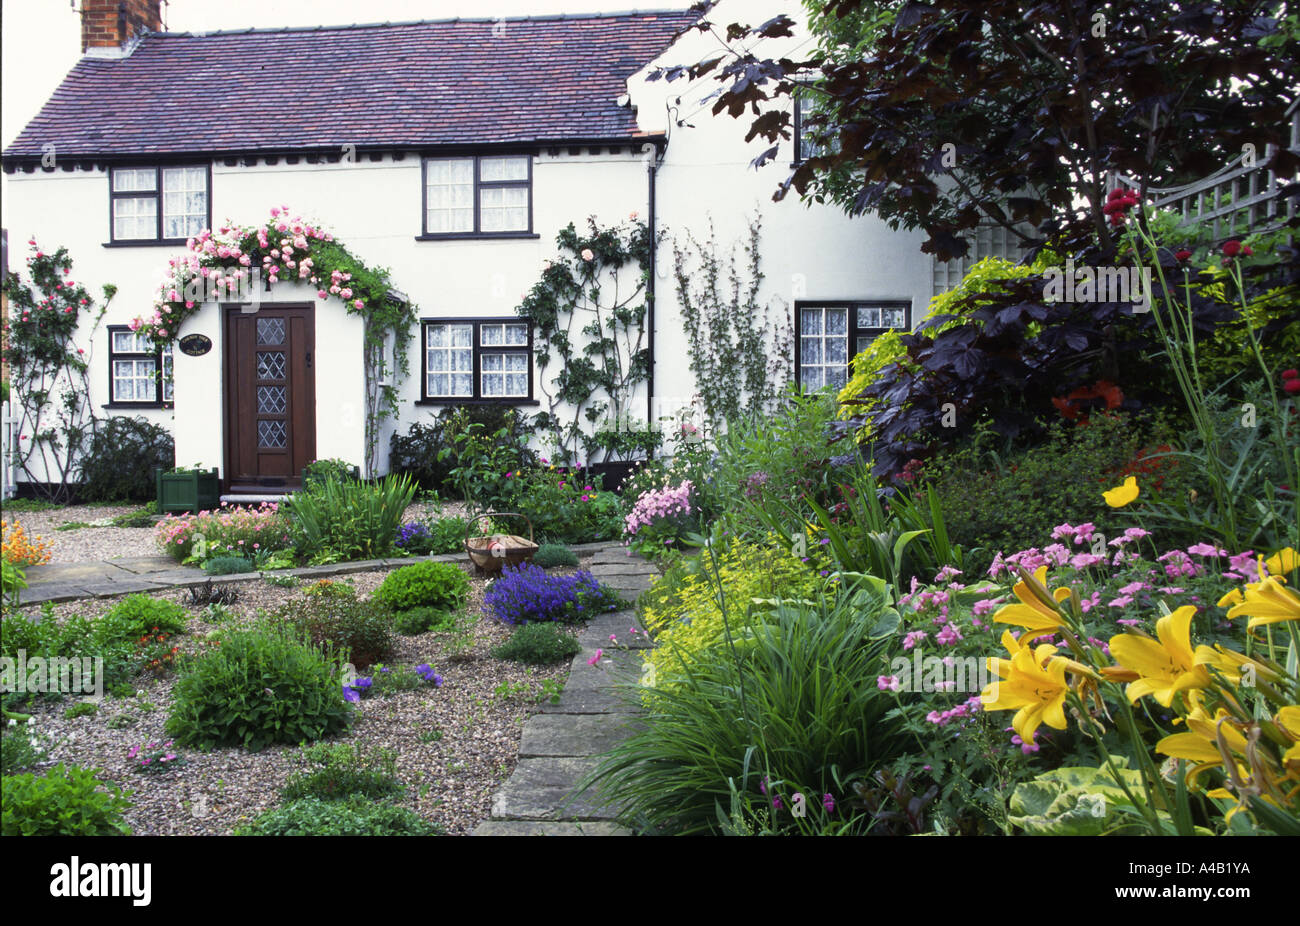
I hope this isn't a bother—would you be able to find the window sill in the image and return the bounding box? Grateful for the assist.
[103,402,174,410]
[103,240,191,248]
[415,398,539,407]
[414,232,540,242]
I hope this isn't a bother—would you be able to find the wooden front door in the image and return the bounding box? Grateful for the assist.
[224,305,316,487]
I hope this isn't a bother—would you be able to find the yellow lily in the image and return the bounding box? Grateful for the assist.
[1277,706,1300,768]
[1108,605,1211,707]
[1224,573,1300,629]
[993,565,1071,634]
[981,629,1071,745]
[1102,475,1139,508]
[1193,643,1282,686]
[1265,547,1298,576]
[1217,588,1244,608]
[1157,709,1249,790]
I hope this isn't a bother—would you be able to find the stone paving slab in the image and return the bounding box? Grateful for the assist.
[579,611,652,649]
[596,576,654,595]
[588,562,659,576]
[489,757,622,821]
[472,820,631,836]
[520,712,645,758]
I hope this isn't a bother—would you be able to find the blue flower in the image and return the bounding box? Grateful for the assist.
[343,686,360,704]
[354,677,373,690]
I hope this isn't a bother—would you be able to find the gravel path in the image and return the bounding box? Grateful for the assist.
[5,557,592,836]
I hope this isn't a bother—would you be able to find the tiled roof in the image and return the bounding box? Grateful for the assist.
[3,11,698,160]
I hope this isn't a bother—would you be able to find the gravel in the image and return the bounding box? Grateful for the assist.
[4,553,594,836]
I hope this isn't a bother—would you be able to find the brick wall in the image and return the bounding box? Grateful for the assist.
[81,0,162,51]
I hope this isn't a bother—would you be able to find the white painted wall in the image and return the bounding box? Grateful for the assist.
[2,1,937,484]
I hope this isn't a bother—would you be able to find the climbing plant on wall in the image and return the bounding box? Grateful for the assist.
[671,210,793,430]
[516,216,657,465]
[131,206,417,475]
[1,242,114,502]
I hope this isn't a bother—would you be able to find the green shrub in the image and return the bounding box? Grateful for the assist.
[165,625,353,751]
[63,702,97,719]
[393,606,458,635]
[203,556,255,576]
[102,593,188,637]
[287,473,417,562]
[2,605,140,699]
[923,410,1192,572]
[374,562,470,613]
[532,542,579,568]
[235,795,441,836]
[281,743,403,803]
[78,416,174,503]
[491,622,581,664]
[585,578,903,835]
[1,720,50,774]
[1,763,133,835]
[273,593,394,668]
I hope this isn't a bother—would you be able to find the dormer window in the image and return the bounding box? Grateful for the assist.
[109,165,210,244]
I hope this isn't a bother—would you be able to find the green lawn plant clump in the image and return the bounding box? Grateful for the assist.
[165,623,353,751]
[393,605,459,635]
[374,561,470,613]
[491,622,582,664]
[532,542,579,568]
[235,795,442,836]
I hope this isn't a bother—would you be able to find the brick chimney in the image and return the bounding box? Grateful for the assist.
[81,0,163,53]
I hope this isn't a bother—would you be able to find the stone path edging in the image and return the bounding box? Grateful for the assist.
[473,543,658,836]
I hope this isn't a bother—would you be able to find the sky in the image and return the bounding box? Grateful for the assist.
[0,0,704,150]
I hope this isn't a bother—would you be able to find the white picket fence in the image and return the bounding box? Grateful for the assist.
[1111,101,1300,238]
[1,398,16,499]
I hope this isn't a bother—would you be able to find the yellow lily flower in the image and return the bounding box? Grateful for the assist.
[1224,573,1300,629]
[1265,548,1298,576]
[1157,709,1249,790]
[1108,605,1211,707]
[980,629,1071,745]
[1217,588,1244,608]
[1102,475,1139,508]
[1277,706,1300,768]
[1193,643,1282,686]
[993,565,1070,634]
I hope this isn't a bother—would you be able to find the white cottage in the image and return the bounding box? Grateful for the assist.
[2,0,993,497]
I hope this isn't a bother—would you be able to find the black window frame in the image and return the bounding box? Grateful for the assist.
[418,154,535,240]
[106,163,213,247]
[793,300,911,393]
[105,325,174,409]
[415,317,538,405]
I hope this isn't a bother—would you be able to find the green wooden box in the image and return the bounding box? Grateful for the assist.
[156,467,220,515]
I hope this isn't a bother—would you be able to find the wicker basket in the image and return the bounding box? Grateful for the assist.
[464,512,538,574]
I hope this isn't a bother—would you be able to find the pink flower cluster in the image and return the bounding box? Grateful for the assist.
[155,501,289,562]
[624,481,693,538]
[927,695,982,726]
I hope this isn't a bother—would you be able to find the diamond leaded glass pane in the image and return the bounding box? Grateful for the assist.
[256,351,286,380]
[257,318,286,345]
[258,420,287,448]
[258,385,287,414]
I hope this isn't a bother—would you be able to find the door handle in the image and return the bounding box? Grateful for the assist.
[306,351,312,369]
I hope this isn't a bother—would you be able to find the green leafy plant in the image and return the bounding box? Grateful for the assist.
[671,211,793,429]
[491,622,581,664]
[63,702,97,720]
[202,555,255,576]
[234,795,441,836]
[515,216,652,465]
[165,624,353,751]
[273,590,394,669]
[281,742,404,803]
[286,472,416,562]
[393,606,458,635]
[1,718,53,774]
[1,763,132,835]
[102,593,188,637]
[532,543,579,568]
[78,416,174,503]
[373,561,470,613]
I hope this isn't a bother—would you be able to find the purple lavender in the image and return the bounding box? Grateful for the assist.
[483,563,621,624]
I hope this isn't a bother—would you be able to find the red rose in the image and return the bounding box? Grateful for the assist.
[1174,249,1192,262]
[1242,245,1253,256]
[1222,240,1241,257]
[1285,379,1300,395]
[1282,369,1298,380]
